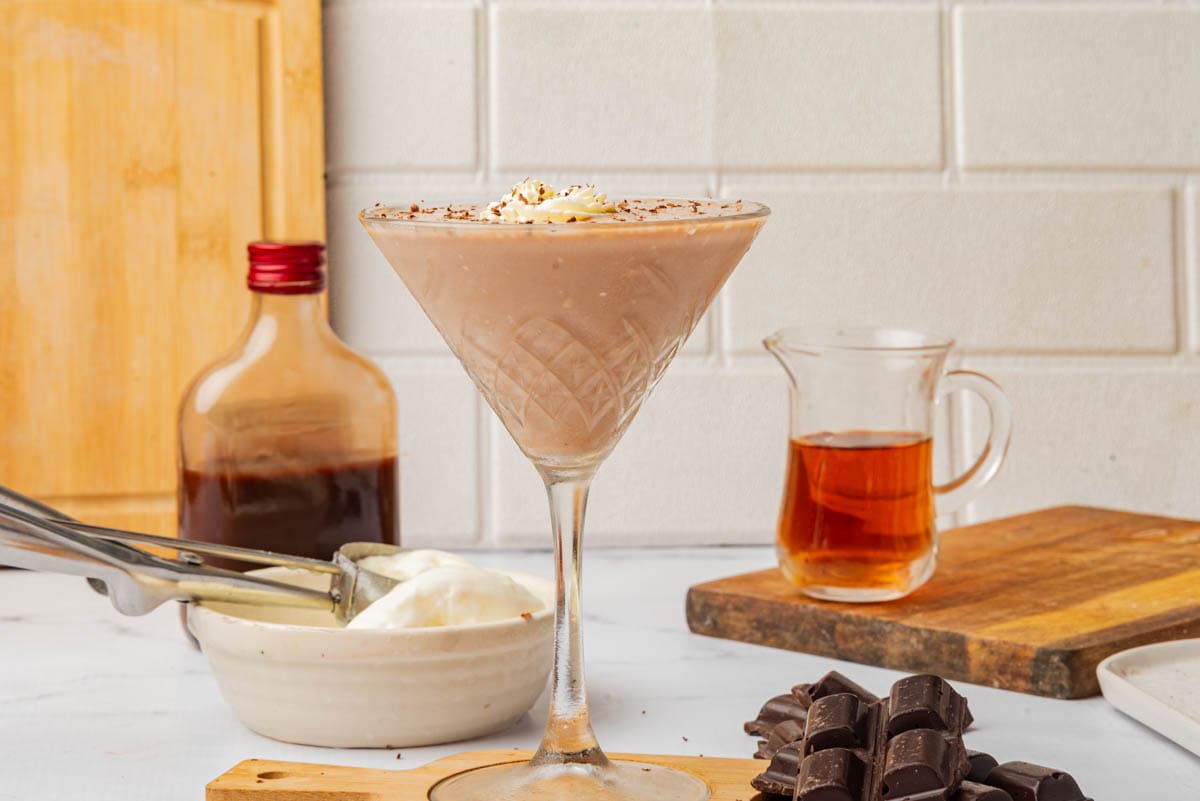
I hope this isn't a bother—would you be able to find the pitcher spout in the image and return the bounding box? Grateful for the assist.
[763,330,801,388]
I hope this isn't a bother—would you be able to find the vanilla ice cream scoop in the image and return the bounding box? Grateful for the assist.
[355,549,472,582]
[346,564,544,630]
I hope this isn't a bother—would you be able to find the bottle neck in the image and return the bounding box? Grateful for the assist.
[245,291,333,348]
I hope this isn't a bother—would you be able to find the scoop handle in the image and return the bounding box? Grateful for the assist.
[0,485,75,521]
[0,491,336,616]
[0,484,337,572]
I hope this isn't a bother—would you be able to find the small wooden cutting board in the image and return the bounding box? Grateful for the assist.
[207,750,761,800]
[686,506,1200,698]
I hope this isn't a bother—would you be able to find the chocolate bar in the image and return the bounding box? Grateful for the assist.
[745,693,810,737]
[752,677,971,800]
[752,742,804,796]
[746,671,877,738]
[795,671,880,707]
[756,718,806,759]
[953,781,1014,801]
[746,674,1087,801]
[983,762,1093,801]
[881,727,966,798]
[965,751,999,783]
[888,674,971,736]
[802,692,874,754]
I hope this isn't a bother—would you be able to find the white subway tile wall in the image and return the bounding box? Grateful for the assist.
[721,186,1176,354]
[323,0,1200,547]
[324,1,478,170]
[956,6,1200,169]
[715,5,943,169]
[491,2,716,169]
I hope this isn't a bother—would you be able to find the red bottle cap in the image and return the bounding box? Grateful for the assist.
[247,241,326,294]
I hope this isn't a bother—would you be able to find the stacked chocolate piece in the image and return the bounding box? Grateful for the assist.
[745,671,1092,801]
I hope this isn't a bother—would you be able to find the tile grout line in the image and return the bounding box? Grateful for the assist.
[724,350,1200,367]
[328,168,1198,187]
[942,1,959,188]
[1170,177,1186,355]
[942,0,967,510]
[1181,182,1196,354]
[476,0,491,185]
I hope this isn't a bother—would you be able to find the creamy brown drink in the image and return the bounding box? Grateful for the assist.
[361,183,767,471]
[360,181,767,801]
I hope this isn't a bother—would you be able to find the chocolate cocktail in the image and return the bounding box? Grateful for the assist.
[361,182,768,801]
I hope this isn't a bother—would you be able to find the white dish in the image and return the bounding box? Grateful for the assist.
[188,566,554,748]
[1096,638,1200,756]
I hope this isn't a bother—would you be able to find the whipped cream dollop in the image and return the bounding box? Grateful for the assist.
[485,179,617,223]
[346,549,543,630]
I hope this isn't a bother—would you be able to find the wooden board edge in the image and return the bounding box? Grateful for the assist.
[684,505,1200,699]
[686,582,1092,699]
[206,752,527,800]
[686,573,1200,699]
[207,750,764,800]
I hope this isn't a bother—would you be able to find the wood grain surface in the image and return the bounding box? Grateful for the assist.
[686,506,1200,698]
[207,750,763,801]
[0,0,324,535]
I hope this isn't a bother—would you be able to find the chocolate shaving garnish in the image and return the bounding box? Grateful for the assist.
[369,195,752,226]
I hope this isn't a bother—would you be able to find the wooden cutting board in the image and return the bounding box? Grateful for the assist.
[207,750,761,801]
[0,0,324,536]
[686,506,1200,699]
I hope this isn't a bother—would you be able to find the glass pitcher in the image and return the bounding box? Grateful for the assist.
[764,326,1012,602]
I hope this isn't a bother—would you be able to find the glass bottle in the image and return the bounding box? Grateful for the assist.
[177,241,398,573]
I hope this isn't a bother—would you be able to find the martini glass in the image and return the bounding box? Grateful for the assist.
[360,199,768,801]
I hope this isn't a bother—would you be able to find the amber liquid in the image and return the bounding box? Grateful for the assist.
[179,456,398,572]
[777,431,934,594]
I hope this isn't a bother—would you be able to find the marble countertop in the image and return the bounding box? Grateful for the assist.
[2,547,1196,799]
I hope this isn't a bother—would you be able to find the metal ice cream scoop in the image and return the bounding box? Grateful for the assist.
[0,485,402,622]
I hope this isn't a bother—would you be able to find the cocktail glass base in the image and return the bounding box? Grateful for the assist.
[429,759,711,801]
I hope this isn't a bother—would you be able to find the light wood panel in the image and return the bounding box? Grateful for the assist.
[686,506,1200,698]
[207,750,763,801]
[0,0,324,534]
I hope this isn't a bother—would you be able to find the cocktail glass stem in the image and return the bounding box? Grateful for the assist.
[531,474,607,767]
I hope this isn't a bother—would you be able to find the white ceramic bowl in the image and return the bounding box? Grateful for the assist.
[188,566,554,748]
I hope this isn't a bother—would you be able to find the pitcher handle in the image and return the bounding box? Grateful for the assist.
[934,370,1012,515]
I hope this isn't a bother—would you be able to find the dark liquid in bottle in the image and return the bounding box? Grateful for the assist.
[179,456,398,571]
[777,431,933,592]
